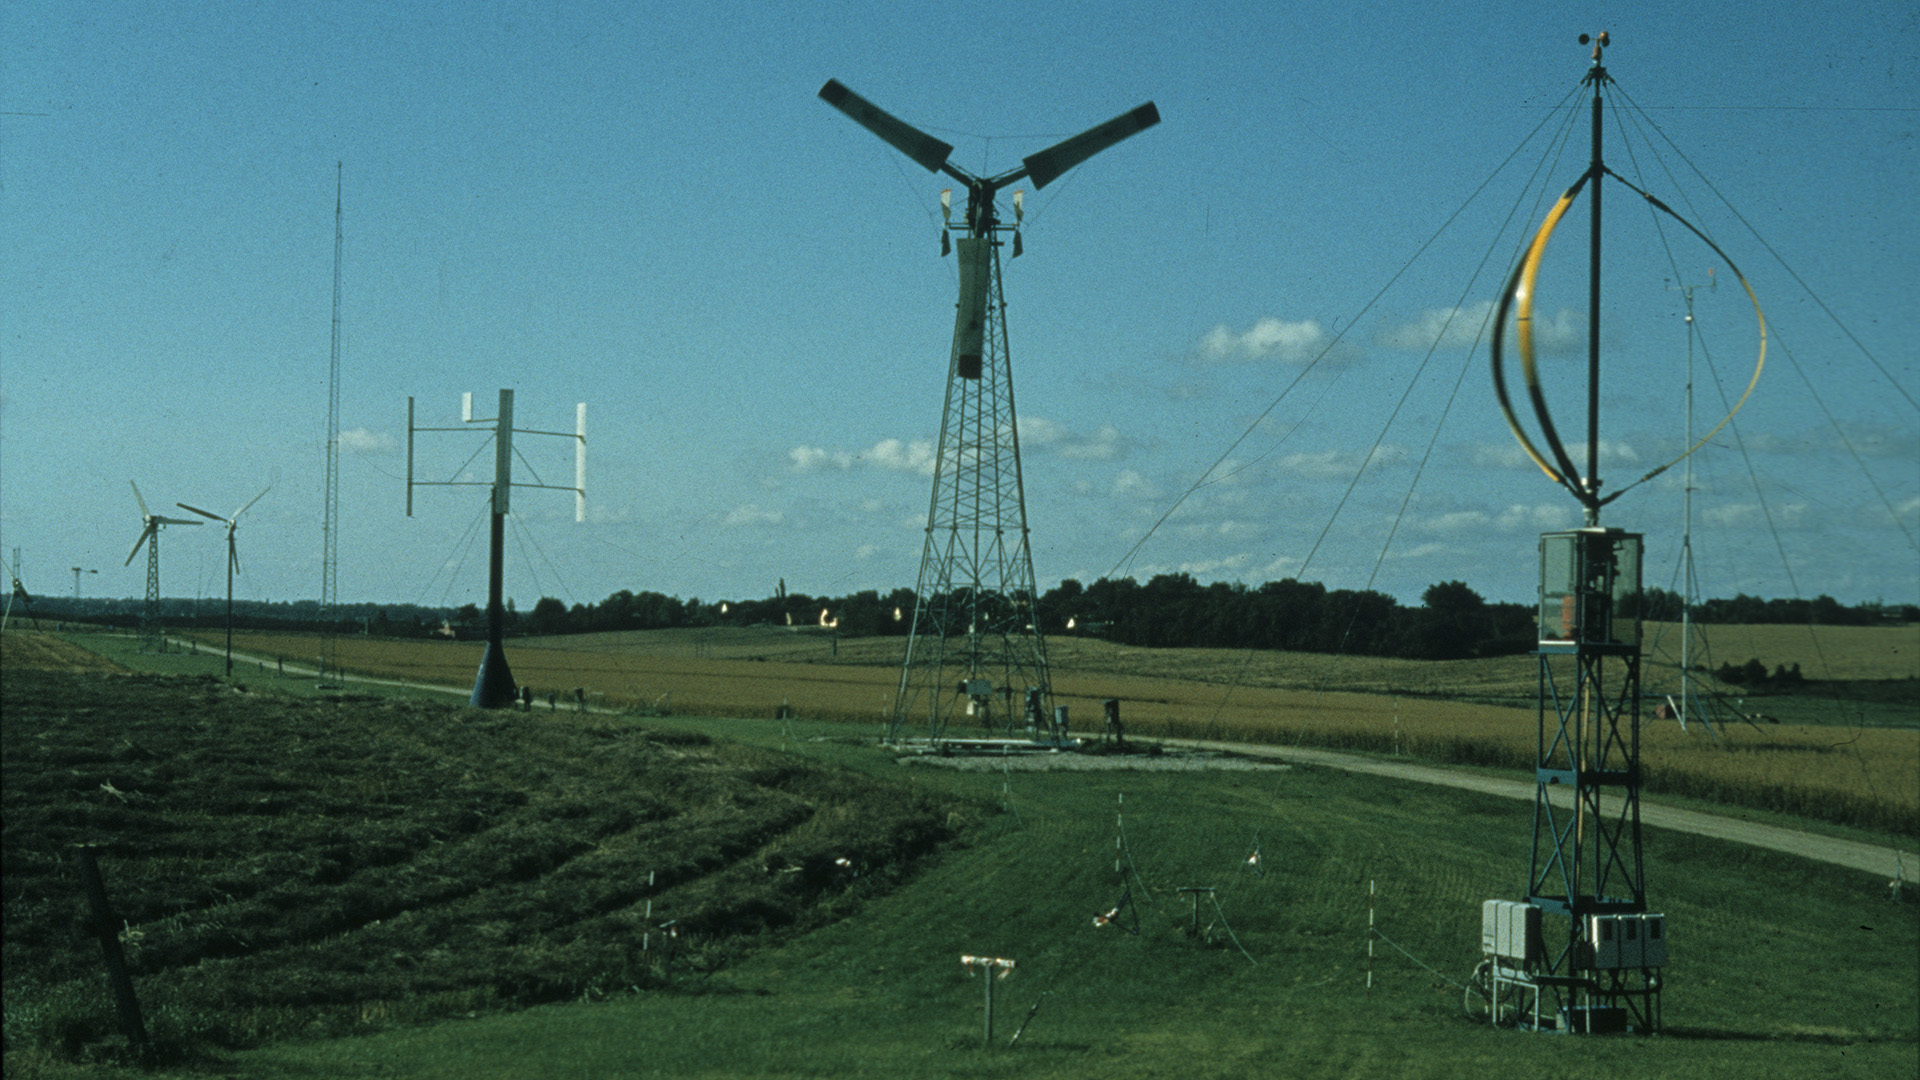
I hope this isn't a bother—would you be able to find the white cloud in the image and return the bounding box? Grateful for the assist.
[338,427,396,452]
[1110,469,1159,499]
[1530,307,1585,354]
[786,438,936,476]
[1278,446,1401,479]
[724,503,784,527]
[1020,416,1129,460]
[1198,317,1331,363]
[1377,301,1496,351]
[867,438,936,475]
[1417,503,1571,534]
[789,446,854,472]
[1468,437,1640,471]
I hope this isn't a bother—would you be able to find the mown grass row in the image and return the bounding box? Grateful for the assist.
[1,669,975,1071]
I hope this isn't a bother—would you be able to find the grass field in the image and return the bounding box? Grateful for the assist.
[1,656,970,1075]
[152,624,1920,837]
[2,640,1913,1078]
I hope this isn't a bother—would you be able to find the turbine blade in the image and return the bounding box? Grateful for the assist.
[1021,102,1159,190]
[233,487,270,520]
[229,536,241,577]
[177,502,228,523]
[818,79,954,174]
[154,517,203,526]
[130,480,151,520]
[125,525,155,566]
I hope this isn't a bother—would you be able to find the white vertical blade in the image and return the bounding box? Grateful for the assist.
[462,391,473,423]
[575,402,587,523]
[130,480,151,520]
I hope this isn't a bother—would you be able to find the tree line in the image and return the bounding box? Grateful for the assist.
[23,578,1909,660]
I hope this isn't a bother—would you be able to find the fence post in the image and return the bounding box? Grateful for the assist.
[73,846,150,1063]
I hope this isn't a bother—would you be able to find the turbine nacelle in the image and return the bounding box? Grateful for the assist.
[125,481,201,566]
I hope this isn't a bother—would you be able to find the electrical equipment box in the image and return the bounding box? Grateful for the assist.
[1539,528,1642,647]
[1482,900,1540,964]
[1589,913,1667,969]
[1566,1005,1628,1034]
[959,678,993,698]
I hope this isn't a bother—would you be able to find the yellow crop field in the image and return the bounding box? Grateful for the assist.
[0,629,126,674]
[209,625,1917,836]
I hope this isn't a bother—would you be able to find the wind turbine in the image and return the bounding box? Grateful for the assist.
[125,482,201,652]
[818,80,1159,744]
[178,488,269,676]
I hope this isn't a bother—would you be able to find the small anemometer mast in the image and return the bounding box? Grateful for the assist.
[819,80,1158,743]
[407,389,586,708]
[178,488,269,677]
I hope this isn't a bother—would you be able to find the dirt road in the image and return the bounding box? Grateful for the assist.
[1172,737,1916,882]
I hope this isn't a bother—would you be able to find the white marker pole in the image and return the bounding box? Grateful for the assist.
[1366,879,1376,999]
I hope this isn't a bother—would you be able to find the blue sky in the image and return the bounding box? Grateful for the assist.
[2,1,1914,614]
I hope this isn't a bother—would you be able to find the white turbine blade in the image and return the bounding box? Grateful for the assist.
[125,524,156,566]
[1021,101,1159,190]
[130,480,151,520]
[229,535,241,577]
[177,502,229,523]
[232,486,270,521]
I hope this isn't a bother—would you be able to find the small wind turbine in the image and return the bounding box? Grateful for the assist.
[178,488,269,676]
[818,79,1159,743]
[126,481,201,652]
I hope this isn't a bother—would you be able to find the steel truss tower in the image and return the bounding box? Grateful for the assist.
[1528,528,1660,1032]
[815,80,1158,744]
[894,229,1052,742]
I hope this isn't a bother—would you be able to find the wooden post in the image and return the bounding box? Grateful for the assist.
[73,846,149,1062]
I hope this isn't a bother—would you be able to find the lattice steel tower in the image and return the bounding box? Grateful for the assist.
[320,163,343,685]
[818,81,1158,742]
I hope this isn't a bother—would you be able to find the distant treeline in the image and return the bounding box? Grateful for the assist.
[18,579,1911,661]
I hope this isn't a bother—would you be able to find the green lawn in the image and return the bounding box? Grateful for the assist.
[229,715,1915,1080]
[9,642,1913,1079]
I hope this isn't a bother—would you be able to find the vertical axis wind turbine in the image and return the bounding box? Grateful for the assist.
[178,488,269,676]
[1480,32,1761,1036]
[125,482,201,652]
[818,80,1158,744]
[408,389,586,708]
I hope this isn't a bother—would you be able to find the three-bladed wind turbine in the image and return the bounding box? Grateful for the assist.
[125,481,201,652]
[178,488,269,676]
[819,80,1158,743]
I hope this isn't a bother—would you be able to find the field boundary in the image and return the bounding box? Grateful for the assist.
[112,633,1920,882]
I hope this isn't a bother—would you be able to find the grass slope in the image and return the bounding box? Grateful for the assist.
[239,712,1918,1079]
[1,668,971,1073]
